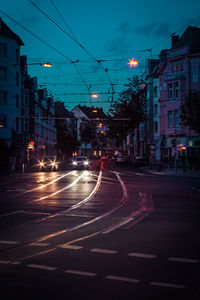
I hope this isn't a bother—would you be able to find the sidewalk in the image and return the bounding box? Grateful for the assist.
[140,166,200,178]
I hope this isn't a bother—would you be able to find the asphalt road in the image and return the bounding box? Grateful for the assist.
[0,159,199,300]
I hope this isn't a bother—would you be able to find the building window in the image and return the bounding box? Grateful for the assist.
[0,91,7,105]
[154,121,158,133]
[0,43,7,57]
[174,110,179,127]
[174,82,179,98]
[16,71,19,86]
[25,89,29,105]
[16,48,19,64]
[190,57,199,83]
[0,115,7,128]
[0,66,7,80]
[154,104,158,115]
[16,95,19,108]
[24,118,29,131]
[180,63,184,71]
[168,111,173,128]
[16,117,19,132]
[153,86,158,97]
[168,83,173,100]
[171,64,175,73]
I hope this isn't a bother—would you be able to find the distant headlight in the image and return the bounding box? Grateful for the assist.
[51,162,56,166]
[40,162,44,167]
[84,161,89,165]
[73,161,77,165]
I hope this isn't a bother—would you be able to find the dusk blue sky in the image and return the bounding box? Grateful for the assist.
[1,0,200,112]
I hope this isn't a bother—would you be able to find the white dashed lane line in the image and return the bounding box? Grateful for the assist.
[90,248,118,254]
[65,269,97,277]
[28,242,50,247]
[128,252,157,259]
[168,257,199,264]
[60,244,83,250]
[27,264,57,271]
[105,275,140,284]
[0,260,11,264]
[149,281,186,289]
[0,240,19,245]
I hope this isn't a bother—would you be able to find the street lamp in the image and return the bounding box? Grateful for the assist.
[127,58,139,68]
[15,62,52,67]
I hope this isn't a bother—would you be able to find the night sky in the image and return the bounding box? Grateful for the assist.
[1,0,200,112]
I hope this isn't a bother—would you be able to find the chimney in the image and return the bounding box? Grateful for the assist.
[171,34,179,48]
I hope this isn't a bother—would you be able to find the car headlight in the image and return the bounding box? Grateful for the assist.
[40,162,44,167]
[84,161,89,165]
[73,161,77,165]
[51,162,56,166]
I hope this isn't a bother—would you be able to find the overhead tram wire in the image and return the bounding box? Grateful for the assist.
[0,9,92,102]
[29,0,116,102]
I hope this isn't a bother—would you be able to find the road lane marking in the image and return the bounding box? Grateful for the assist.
[28,242,50,247]
[0,260,11,264]
[149,281,186,289]
[128,252,157,259]
[60,244,83,250]
[0,210,24,218]
[65,269,97,277]
[0,240,19,245]
[27,264,57,271]
[11,261,21,265]
[168,257,199,263]
[90,248,118,254]
[102,217,133,234]
[106,275,140,283]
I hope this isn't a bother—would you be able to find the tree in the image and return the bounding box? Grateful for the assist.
[107,75,147,152]
[79,118,96,155]
[181,91,200,133]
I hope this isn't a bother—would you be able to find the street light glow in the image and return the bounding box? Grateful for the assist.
[42,63,52,67]
[128,58,139,68]
[91,93,98,98]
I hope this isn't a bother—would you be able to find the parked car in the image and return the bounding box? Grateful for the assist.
[115,155,128,163]
[39,156,59,171]
[72,156,89,170]
[134,156,148,167]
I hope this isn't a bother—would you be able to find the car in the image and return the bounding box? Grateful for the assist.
[39,156,59,171]
[72,156,89,170]
[115,155,128,163]
[134,156,147,167]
